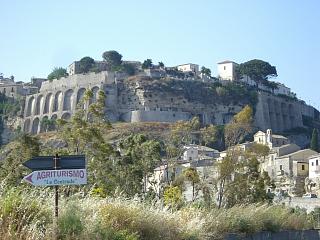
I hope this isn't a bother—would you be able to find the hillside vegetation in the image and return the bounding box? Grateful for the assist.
[0,188,315,240]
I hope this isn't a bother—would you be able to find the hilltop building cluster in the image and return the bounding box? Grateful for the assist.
[0,74,40,99]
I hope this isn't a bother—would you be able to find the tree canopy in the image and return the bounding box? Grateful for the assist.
[236,59,277,84]
[79,57,95,73]
[201,66,211,76]
[102,50,123,68]
[47,67,68,80]
[142,59,153,69]
[224,105,254,147]
[311,128,319,152]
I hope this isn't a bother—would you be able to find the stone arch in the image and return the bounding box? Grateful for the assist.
[31,117,40,134]
[90,86,100,104]
[26,97,35,117]
[76,88,86,109]
[49,114,58,131]
[24,119,31,132]
[40,115,49,133]
[44,93,53,114]
[61,112,71,120]
[63,89,74,111]
[53,91,63,112]
[35,95,44,115]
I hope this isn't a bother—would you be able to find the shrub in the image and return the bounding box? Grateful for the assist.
[58,204,84,239]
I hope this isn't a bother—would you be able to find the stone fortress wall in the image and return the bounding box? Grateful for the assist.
[23,71,118,134]
[22,70,319,134]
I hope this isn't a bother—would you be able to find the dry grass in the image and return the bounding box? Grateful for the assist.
[0,188,315,240]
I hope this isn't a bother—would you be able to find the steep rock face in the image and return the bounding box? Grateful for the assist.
[0,117,23,145]
[117,77,257,125]
[116,77,320,133]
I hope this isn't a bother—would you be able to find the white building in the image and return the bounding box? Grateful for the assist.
[217,60,238,81]
[183,144,219,162]
[254,129,290,149]
[309,154,320,181]
[177,63,199,75]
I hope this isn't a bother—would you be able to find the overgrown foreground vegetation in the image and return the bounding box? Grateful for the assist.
[0,188,315,240]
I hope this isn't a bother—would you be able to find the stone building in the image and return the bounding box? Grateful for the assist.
[217,60,238,81]
[176,63,199,75]
[254,129,290,148]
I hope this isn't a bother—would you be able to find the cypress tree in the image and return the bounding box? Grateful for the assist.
[311,128,319,152]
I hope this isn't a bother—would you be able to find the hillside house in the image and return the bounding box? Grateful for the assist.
[176,63,199,75]
[183,144,220,161]
[309,153,320,181]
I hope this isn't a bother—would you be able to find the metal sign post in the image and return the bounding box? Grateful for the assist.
[54,154,60,218]
[22,153,87,238]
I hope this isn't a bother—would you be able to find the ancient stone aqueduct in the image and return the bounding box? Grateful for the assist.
[23,72,115,134]
[22,70,317,134]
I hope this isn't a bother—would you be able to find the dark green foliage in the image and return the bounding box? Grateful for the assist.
[122,63,135,76]
[158,61,164,68]
[58,205,83,238]
[311,128,319,152]
[200,66,211,76]
[142,59,153,69]
[236,59,277,84]
[0,133,40,186]
[47,67,68,80]
[102,50,123,68]
[113,134,161,195]
[40,117,56,132]
[79,56,95,73]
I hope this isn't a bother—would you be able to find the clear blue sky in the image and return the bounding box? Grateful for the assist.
[1,0,319,109]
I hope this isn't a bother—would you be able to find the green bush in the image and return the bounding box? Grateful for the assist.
[58,204,84,238]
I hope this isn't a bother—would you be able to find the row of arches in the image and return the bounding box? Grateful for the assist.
[25,86,100,117]
[24,112,72,134]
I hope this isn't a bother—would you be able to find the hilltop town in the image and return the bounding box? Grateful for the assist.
[1,51,319,140]
[1,51,320,239]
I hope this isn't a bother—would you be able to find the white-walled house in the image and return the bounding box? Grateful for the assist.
[177,63,199,75]
[183,144,219,161]
[309,154,320,181]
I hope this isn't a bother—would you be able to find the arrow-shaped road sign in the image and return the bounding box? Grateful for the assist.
[23,168,87,186]
[23,155,86,171]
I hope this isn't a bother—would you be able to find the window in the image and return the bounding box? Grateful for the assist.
[312,162,314,166]
[302,165,305,170]
[280,165,283,170]
[317,160,319,166]
[223,66,226,70]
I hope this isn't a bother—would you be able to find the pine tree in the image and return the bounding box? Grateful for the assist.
[311,128,319,152]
